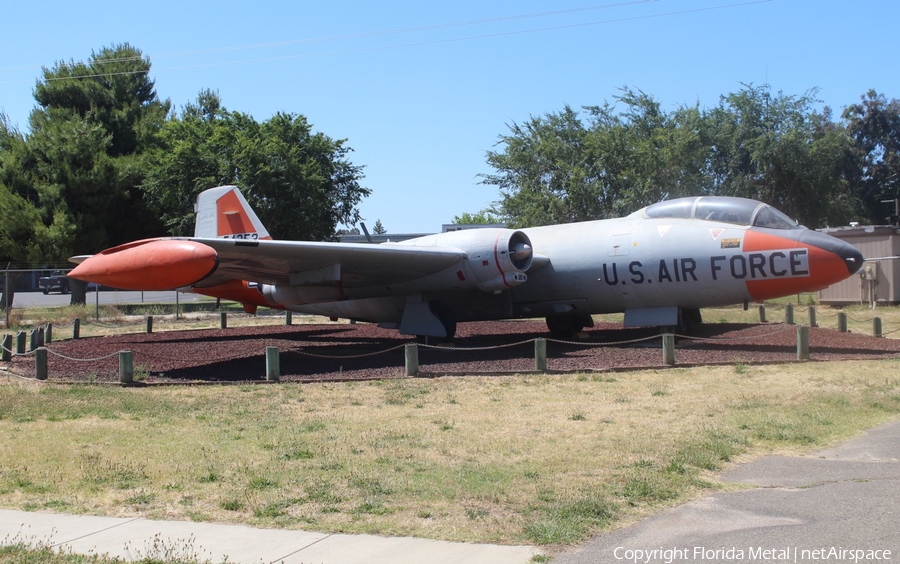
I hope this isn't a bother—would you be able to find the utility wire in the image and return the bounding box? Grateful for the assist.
[0,0,661,73]
[0,0,771,85]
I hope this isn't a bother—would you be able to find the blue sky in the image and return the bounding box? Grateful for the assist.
[1,0,898,235]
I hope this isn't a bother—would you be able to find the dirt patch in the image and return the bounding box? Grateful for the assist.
[5,320,900,384]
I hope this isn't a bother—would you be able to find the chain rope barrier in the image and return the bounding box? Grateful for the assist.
[675,324,798,342]
[0,343,35,357]
[419,339,536,352]
[43,347,124,362]
[546,334,661,347]
[292,343,408,359]
[5,300,900,381]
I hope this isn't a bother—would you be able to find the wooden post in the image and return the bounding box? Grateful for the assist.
[662,333,675,366]
[785,304,794,325]
[534,338,547,372]
[146,316,153,334]
[266,346,280,381]
[1,334,11,361]
[44,323,52,344]
[758,305,767,323]
[837,312,848,332]
[796,326,810,361]
[15,331,25,354]
[29,328,40,351]
[220,311,227,329]
[404,343,419,376]
[73,318,80,340]
[285,311,292,326]
[873,317,883,338]
[119,351,133,384]
[35,348,48,380]
[808,306,817,328]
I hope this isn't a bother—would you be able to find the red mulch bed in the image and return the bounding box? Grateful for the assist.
[5,320,900,384]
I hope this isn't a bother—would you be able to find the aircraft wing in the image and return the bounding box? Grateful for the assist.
[154,237,469,289]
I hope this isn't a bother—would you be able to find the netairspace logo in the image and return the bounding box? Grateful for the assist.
[613,546,893,563]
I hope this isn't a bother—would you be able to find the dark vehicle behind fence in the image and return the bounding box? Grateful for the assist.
[38,270,71,294]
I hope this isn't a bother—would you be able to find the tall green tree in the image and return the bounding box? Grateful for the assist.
[482,89,713,227]
[483,85,859,228]
[143,90,369,241]
[482,105,600,228]
[0,44,169,263]
[705,85,856,226]
[843,90,900,224]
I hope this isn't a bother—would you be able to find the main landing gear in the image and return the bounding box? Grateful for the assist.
[545,314,595,338]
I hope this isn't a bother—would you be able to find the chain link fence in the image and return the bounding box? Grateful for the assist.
[1,266,223,330]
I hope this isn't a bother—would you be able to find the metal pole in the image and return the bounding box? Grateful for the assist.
[4,267,9,329]
[95,286,99,321]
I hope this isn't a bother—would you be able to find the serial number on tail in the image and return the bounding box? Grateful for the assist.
[221,233,260,240]
[599,249,810,286]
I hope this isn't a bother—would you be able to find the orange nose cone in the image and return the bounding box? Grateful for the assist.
[69,239,218,290]
[743,230,859,301]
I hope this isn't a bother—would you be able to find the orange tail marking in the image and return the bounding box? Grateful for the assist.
[216,189,255,237]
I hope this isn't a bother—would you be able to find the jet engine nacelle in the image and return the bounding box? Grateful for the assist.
[415,228,534,293]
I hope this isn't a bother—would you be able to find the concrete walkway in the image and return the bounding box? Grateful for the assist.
[555,420,900,564]
[0,510,539,563]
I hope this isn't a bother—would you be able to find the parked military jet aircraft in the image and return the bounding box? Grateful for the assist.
[69,185,864,338]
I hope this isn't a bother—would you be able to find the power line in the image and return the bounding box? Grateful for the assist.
[0,0,771,85]
[0,1,661,74]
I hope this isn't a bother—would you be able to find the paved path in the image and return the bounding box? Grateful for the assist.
[555,420,900,564]
[0,510,538,563]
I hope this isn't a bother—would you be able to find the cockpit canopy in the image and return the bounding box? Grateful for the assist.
[640,196,799,229]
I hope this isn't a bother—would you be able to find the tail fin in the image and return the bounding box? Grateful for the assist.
[193,185,271,240]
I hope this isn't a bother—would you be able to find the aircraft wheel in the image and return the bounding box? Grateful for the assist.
[679,308,702,335]
[436,305,457,340]
[546,315,589,338]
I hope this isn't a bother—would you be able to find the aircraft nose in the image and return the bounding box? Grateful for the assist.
[800,230,864,276]
[841,242,865,276]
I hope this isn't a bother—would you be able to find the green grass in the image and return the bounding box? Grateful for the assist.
[1,361,899,548]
